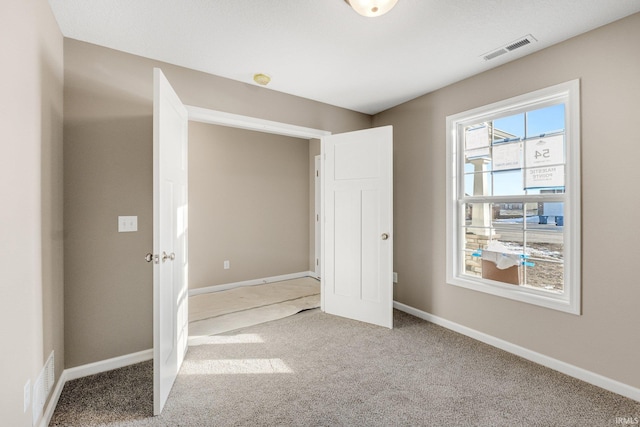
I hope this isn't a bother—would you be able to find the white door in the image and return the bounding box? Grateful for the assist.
[314,155,321,278]
[153,68,189,415]
[322,126,393,328]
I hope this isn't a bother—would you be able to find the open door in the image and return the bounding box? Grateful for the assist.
[315,155,321,278]
[322,126,393,328]
[153,68,189,415]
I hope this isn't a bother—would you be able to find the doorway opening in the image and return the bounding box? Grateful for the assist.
[153,69,393,416]
[184,108,329,338]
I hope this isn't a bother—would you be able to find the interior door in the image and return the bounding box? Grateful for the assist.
[153,68,189,415]
[322,126,393,328]
[315,155,321,278]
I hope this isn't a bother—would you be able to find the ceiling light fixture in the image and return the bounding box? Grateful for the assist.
[345,0,398,17]
[253,73,271,85]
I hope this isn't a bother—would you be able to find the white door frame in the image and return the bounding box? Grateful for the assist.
[186,106,330,140]
[314,155,321,278]
[181,109,394,330]
[184,105,330,279]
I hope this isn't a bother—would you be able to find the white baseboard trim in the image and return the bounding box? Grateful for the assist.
[39,349,153,427]
[39,370,67,427]
[393,301,640,403]
[189,271,315,296]
[63,349,154,382]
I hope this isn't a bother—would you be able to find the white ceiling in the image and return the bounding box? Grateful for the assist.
[49,0,640,115]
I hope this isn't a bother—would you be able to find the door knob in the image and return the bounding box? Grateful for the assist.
[162,251,176,262]
[145,253,159,264]
[381,233,389,240]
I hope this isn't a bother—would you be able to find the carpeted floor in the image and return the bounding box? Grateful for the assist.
[50,309,640,426]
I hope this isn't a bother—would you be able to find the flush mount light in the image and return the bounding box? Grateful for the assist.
[344,0,398,17]
[253,73,271,85]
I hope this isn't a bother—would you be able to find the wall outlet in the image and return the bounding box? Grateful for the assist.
[393,272,398,283]
[23,380,30,413]
[223,260,230,270]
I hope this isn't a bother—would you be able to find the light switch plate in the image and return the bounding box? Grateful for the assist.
[118,216,138,232]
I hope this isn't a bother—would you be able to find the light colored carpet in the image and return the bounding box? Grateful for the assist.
[188,277,320,341]
[50,310,640,426]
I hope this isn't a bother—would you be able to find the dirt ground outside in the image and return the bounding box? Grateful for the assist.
[465,231,564,292]
[513,242,563,292]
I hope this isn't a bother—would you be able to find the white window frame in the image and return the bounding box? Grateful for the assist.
[446,80,581,314]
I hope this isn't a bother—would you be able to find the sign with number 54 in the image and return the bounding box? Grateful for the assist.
[525,134,564,167]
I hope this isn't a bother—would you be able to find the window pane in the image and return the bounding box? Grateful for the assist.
[524,164,565,190]
[493,202,524,226]
[463,204,493,229]
[523,230,564,291]
[463,231,484,277]
[465,146,492,197]
[494,113,525,140]
[463,249,481,277]
[493,232,525,256]
[492,141,522,171]
[493,170,524,196]
[527,202,564,229]
[524,231,564,261]
[464,172,492,197]
[479,234,524,285]
[524,134,565,168]
[465,125,490,151]
[524,260,563,292]
[526,104,565,137]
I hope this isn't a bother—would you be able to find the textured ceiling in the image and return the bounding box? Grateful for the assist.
[49,0,640,114]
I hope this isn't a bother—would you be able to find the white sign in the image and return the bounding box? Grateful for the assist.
[493,142,522,171]
[525,165,565,189]
[465,126,489,150]
[525,134,564,167]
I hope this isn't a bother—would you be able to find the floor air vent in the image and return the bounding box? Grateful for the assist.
[32,351,54,423]
[482,34,537,61]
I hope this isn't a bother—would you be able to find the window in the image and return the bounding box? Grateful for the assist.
[446,80,580,314]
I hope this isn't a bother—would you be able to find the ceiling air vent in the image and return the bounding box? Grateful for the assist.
[483,49,508,61]
[482,34,537,61]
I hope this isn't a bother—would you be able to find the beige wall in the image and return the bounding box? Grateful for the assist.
[189,123,310,288]
[0,1,64,425]
[63,39,371,367]
[374,13,640,390]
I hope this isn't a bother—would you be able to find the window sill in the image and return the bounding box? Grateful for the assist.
[447,275,580,315]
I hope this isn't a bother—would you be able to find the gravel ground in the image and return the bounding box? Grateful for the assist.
[505,242,563,291]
